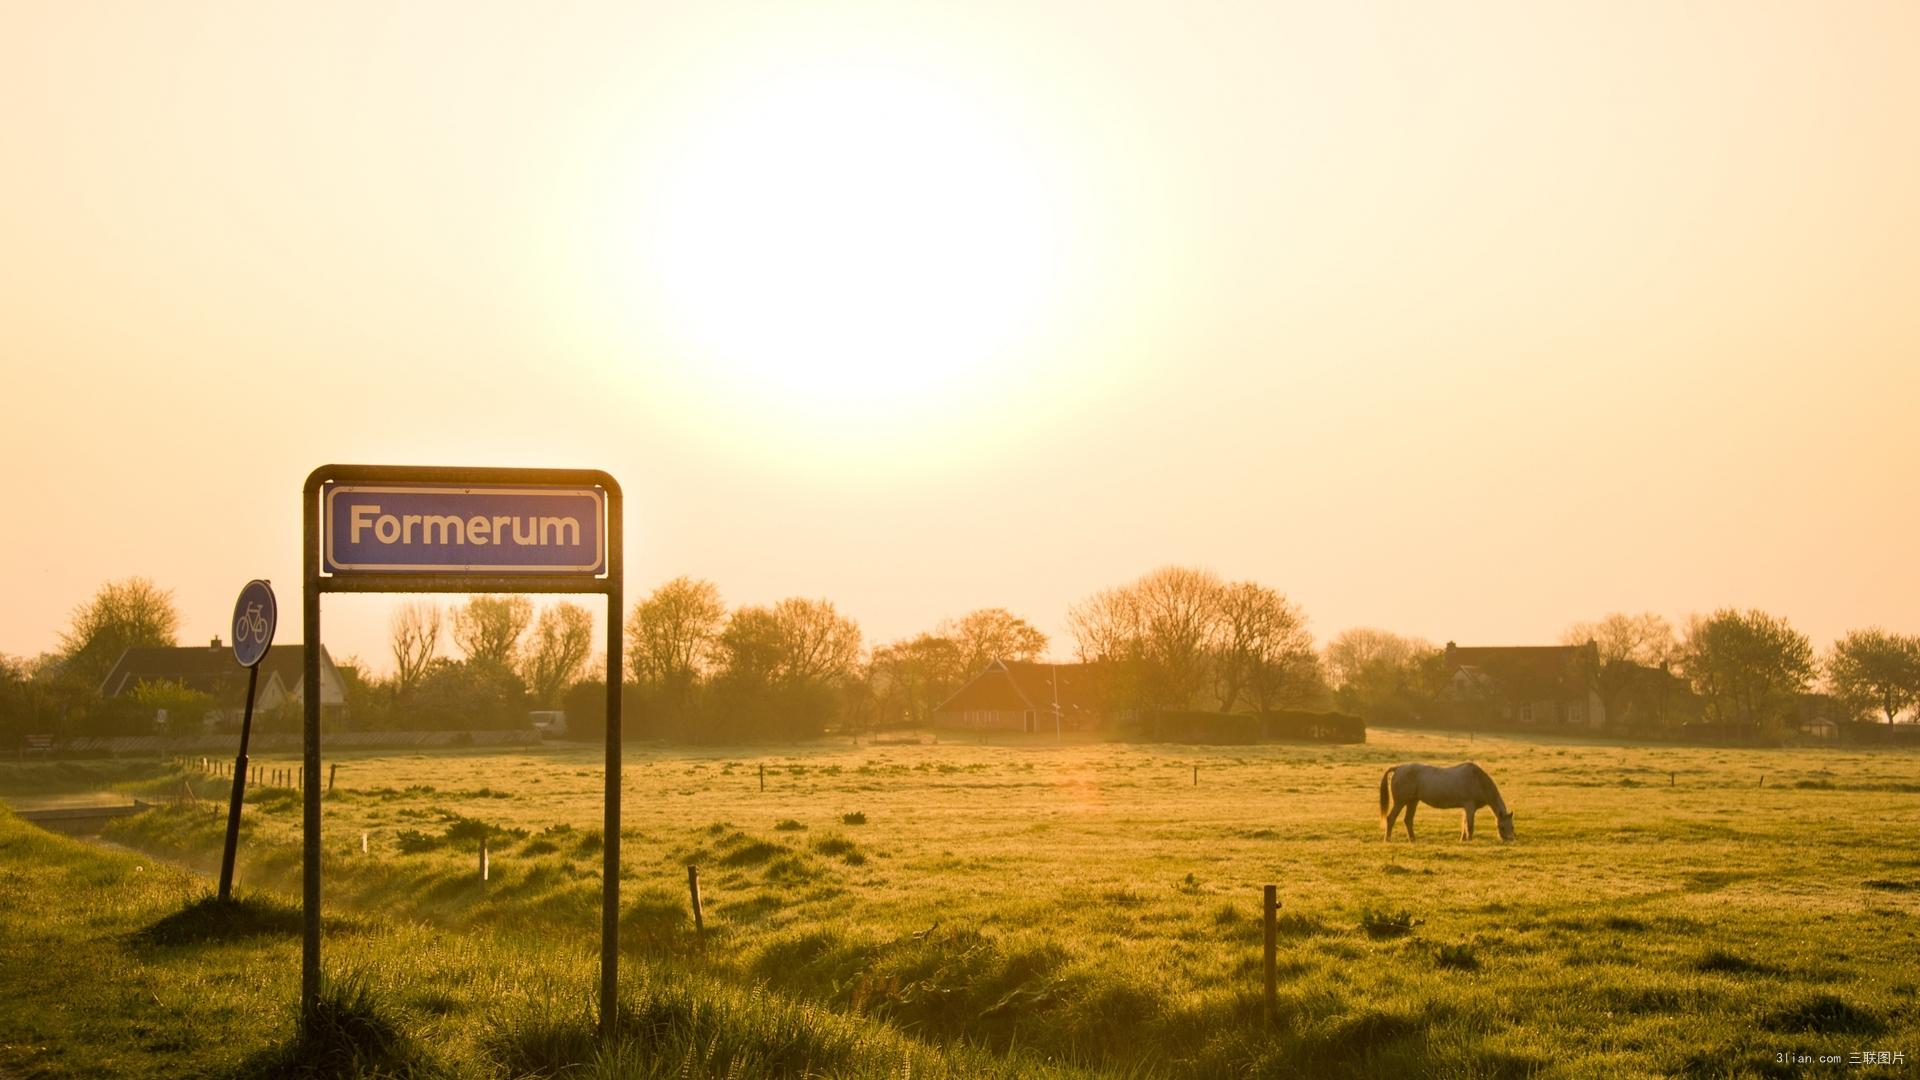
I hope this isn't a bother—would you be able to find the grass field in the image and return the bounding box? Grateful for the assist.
[3,727,1918,1078]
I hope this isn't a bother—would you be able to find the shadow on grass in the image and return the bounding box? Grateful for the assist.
[1760,993,1886,1035]
[130,893,358,949]
[229,976,444,1080]
[1689,948,1780,976]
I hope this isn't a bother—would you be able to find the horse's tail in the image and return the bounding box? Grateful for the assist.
[1379,765,1396,819]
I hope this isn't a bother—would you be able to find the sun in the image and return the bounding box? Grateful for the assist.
[635,60,1071,428]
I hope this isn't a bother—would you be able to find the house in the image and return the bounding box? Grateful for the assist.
[932,660,1111,733]
[1794,693,1844,741]
[99,639,347,726]
[1441,641,1605,727]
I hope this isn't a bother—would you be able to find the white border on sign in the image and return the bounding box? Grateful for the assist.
[323,484,608,574]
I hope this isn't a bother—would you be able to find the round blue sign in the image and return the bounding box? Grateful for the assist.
[231,579,277,668]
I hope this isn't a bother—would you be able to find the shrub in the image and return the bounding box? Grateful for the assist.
[1360,907,1418,939]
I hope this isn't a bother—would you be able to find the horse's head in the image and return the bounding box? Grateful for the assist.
[1496,809,1515,842]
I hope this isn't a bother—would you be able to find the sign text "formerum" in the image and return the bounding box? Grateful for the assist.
[349,506,580,548]
[322,483,607,575]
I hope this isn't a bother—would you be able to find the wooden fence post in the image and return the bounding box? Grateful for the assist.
[1263,885,1278,1020]
[328,763,337,792]
[479,837,489,884]
[1193,764,1198,787]
[687,865,704,937]
[759,764,765,792]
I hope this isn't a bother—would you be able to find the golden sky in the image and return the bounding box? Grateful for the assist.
[3,2,1916,670]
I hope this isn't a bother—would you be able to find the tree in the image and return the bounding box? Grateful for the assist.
[390,602,443,696]
[1324,629,1442,723]
[0,653,59,742]
[1213,582,1319,713]
[1068,567,1321,716]
[869,633,966,725]
[1827,629,1920,725]
[1562,613,1678,667]
[334,657,399,731]
[712,598,862,738]
[1681,609,1814,731]
[626,577,726,695]
[1562,613,1679,728]
[56,577,180,686]
[716,607,786,689]
[130,679,215,736]
[452,596,533,665]
[940,608,1048,673]
[764,598,863,686]
[1129,567,1227,709]
[522,602,595,706]
[1068,567,1226,712]
[409,657,529,729]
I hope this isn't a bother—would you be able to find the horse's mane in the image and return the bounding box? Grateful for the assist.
[1468,762,1508,813]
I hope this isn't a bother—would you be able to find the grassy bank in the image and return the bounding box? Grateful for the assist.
[0,804,1095,1078]
[5,730,1919,1077]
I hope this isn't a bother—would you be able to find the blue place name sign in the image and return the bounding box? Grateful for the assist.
[322,483,607,575]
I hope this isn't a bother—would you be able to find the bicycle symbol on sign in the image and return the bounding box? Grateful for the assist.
[235,602,269,646]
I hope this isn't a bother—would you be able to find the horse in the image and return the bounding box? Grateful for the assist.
[1379,762,1514,842]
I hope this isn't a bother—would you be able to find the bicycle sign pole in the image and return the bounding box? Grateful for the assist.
[219,579,277,902]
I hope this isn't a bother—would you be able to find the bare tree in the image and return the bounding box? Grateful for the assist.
[390,602,442,695]
[770,598,863,686]
[1324,628,1430,689]
[1562,613,1679,726]
[1562,613,1678,666]
[57,577,180,685]
[939,608,1049,673]
[1066,586,1141,665]
[1068,566,1227,712]
[717,598,862,690]
[521,602,595,706]
[869,633,966,724]
[1827,628,1920,725]
[1323,628,1441,721]
[452,596,533,665]
[626,577,726,694]
[1213,582,1317,713]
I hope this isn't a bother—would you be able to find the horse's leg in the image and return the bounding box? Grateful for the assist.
[1403,802,1417,842]
[1463,804,1475,841]
[1384,800,1403,841]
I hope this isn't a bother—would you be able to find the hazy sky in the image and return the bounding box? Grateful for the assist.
[3,2,1916,673]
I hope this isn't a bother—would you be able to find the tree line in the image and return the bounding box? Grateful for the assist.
[3,573,1917,743]
[1320,610,1920,735]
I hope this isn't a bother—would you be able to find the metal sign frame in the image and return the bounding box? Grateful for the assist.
[301,464,624,1036]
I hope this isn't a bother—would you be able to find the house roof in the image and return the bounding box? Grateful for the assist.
[100,643,338,700]
[933,659,1109,716]
[1444,643,1597,701]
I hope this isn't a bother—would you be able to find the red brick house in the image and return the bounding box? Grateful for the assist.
[932,660,1111,733]
[1442,641,1605,727]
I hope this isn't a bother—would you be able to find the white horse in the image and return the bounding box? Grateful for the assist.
[1379,762,1514,842]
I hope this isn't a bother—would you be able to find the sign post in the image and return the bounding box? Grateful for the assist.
[300,465,623,1036]
[218,579,276,902]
